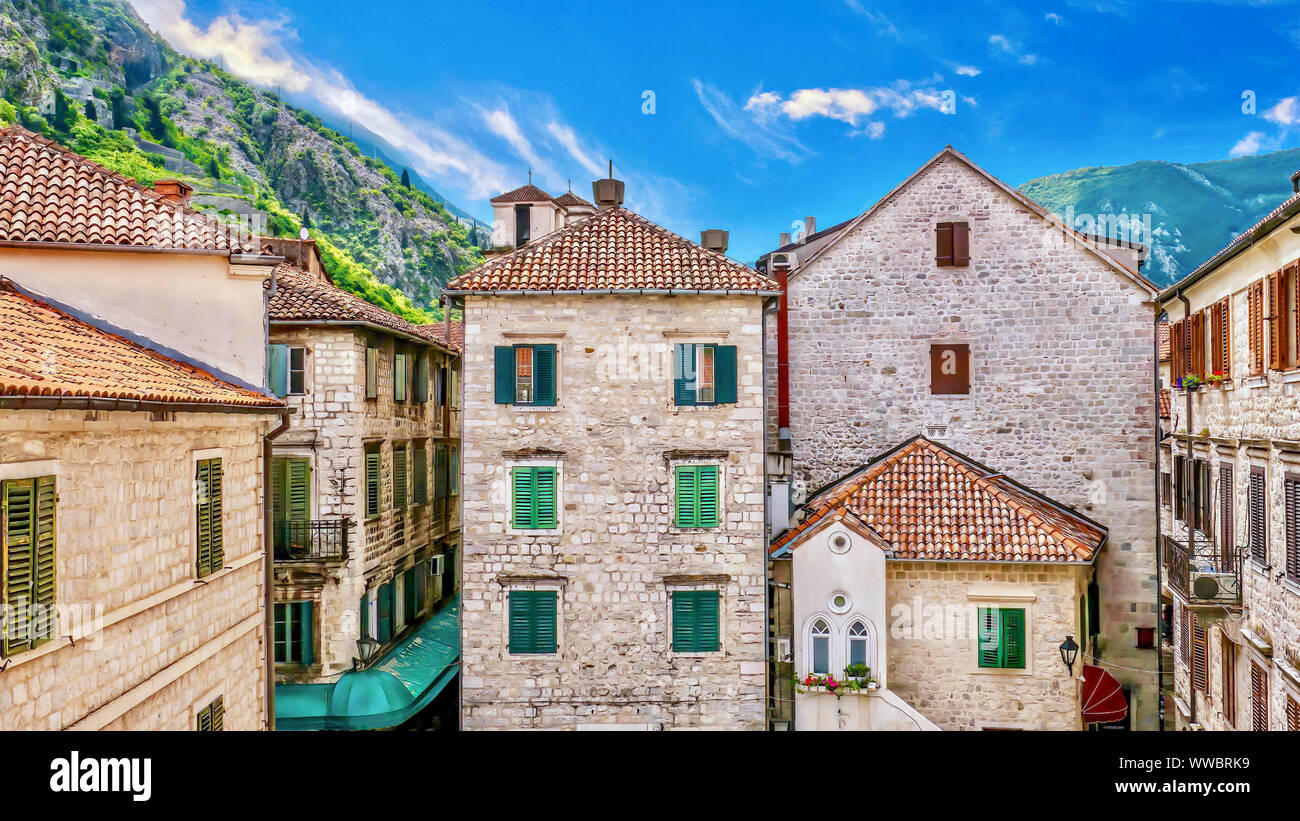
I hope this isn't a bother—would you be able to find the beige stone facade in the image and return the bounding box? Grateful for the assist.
[1160,195,1300,731]
[269,323,461,683]
[458,293,769,730]
[768,150,1160,729]
[0,409,276,730]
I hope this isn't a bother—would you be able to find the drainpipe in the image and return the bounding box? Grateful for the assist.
[263,409,293,730]
[1177,290,1196,728]
[1153,310,1165,731]
[774,260,792,449]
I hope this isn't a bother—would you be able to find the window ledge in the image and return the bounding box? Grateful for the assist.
[1282,576,1300,599]
[509,405,561,412]
[1241,376,1268,390]
[1282,370,1300,385]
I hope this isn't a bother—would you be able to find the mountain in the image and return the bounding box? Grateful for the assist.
[0,0,485,321]
[1019,148,1300,286]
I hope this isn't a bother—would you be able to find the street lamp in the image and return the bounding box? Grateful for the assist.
[1059,635,1080,675]
[354,636,380,670]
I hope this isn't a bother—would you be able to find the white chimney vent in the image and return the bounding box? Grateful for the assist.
[700,229,729,255]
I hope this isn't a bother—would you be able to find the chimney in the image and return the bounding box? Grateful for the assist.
[700,229,729,255]
[779,231,791,248]
[592,160,625,210]
[153,179,193,206]
[804,216,816,239]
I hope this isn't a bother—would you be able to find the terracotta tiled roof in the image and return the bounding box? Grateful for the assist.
[445,207,779,293]
[554,190,593,209]
[416,320,463,352]
[267,263,451,348]
[770,437,1105,563]
[1157,321,1170,362]
[0,278,281,408]
[0,125,256,252]
[489,184,556,204]
[1158,389,1171,419]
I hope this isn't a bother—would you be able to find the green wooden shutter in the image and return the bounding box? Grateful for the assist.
[512,468,535,529]
[286,458,310,521]
[366,346,379,399]
[211,696,224,731]
[209,460,223,573]
[413,441,428,504]
[533,344,556,406]
[450,449,459,496]
[673,344,697,406]
[714,346,737,404]
[495,347,516,404]
[673,590,720,653]
[267,343,288,397]
[977,607,1001,668]
[675,466,698,528]
[2,479,35,655]
[378,581,393,642]
[359,594,370,639]
[393,353,408,402]
[1001,608,1026,669]
[416,356,429,403]
[197,704,212,732]
[534,467,557,528]
[270,458,286,525]
[434,445,449,500]
[393,444,408,510]
[697,466,719,528]
[196,459,223,577]
[365,448,381,518]
[300,601,314,667]
[509,590,557,654]
[273,602,287,663]
[32,476,55,646]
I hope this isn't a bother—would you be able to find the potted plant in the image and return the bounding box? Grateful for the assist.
[844,663,870,683]
[1206,371,1228,387]
[1178,373,1204,391]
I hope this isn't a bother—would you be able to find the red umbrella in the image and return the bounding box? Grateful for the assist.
[1081,664,1128,725]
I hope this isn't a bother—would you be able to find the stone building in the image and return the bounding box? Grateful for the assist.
[0,125,285,731]
[265,262,462,730]
[446,177,778,730]
[1159,172,1300,731]
[765,147,1161,730]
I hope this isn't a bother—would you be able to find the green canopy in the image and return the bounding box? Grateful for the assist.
[275,594,459,731]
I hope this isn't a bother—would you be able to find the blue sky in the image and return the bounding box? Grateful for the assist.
[133,0,1300,263]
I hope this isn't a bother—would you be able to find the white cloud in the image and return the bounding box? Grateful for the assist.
[545,121,605,179]
[1264,96,1300,126]
[988,33,1039,66]
[1229,131,1267,158]
[745,84,950,127]
[844,1,900,39]
[693,80,810,163]
[954,65,982,77]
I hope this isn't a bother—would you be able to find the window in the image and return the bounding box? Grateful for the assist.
[673,344,737,406]
[508,590,557,654]
[810,619,831,675]
[514,204,531,248]
[1210,298,1231,378]
[1221,636,1237,728]
[196,696,224,731]
[1189,310,1206,379]
[288,347,306,395]
[1249,467,1267,564]
[1170,318,1186,384]
[365,444,382,518]
[1160,470,1171,506]
[935,221,970,266]
[266,344,306,397]
[415,354,429,404]
[413,441,428,505]
[376,579,394,643]
[392,442,408,510]
[274,601,314,665]
[1249,279,1266,376]
[393,351,409,402]
[1268,266,1296,371]
[1,475,57,657]
[1219,463,1234,570]
[1179,603,1191,665]
[1174,454,1185,522]
[930,343,971,395]
[674,465,719,529]
[847,621,872,668]
[196,458,223,577]
[1251,661,1269,731]
[1192,458,1210,534]
[1192,614,1208,694]
[511,466,558,530]
[495,344,556,406]
[1286,474,1300,584]
[977,607,1026,669]
[434,444,450,502]
[671,590,720,653]
[365,344,379,399]
[1288,694,1300,732]
[449,449,459,496]
[437,365,449,407]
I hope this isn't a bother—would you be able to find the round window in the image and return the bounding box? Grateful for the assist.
[829,533,851,554]
[829,592,851,614]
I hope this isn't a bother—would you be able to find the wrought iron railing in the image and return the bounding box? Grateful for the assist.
[1162,534,1242,607]
[274,518,349,562]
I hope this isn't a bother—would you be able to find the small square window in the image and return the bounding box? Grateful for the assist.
[288,347,306,395]
[509,589,557,654]
[672,590,720,653]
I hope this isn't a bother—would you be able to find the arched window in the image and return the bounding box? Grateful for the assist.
[847,620,872,669]
[811,619,831,674]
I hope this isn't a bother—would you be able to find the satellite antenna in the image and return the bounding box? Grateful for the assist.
[299,227,310,241]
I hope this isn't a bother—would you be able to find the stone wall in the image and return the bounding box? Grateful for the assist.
[0,409,273,730]
[270,325,461,681]
[779,153,1159,729]
[460,293,768,730]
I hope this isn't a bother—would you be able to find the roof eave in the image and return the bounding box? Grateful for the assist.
[0,394,287,415]
[443,288,782,297]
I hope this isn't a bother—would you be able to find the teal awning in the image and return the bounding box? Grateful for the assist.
[275,594,459,731]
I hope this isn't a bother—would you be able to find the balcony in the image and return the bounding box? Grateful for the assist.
[1161,534,1242,608]
[274,518,350,562]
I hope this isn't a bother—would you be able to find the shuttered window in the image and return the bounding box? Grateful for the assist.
[1249,467,1267,564]
[392,442,408,510]
[1269,270,1292,371]
[1287,694,1299,731]
[671,590,721,653]
[1,476,57,657]
[511,467,558,530]
[1189,310,1206,379]
[1221,636,1237,728]
[1287,474,1300,584]
[267,343,288,397]
[508,590,557,654]
[1210,298,1231,378]
[494,345,556,406]
[449,449,459,496]
[1192,459,1210,534]
[273,601,315,666]
[935,222,970,266]
[196,458,223,578]
[365,344,379,399]
[1219,463,1234,569]
[977,607,1026,669]
[270,457,311,526]
[675,465,720,529]
[434,445,450,500]
[1191,614,1208,694]
[1170,319,1186,384]
[673,344,738,406]
[1173,454,1185,523]
[1249,280,1266,376]
[413,441,428,505]
[415,355,429,404]
[393,352,408,402]
[196,696,224,732]
[1251,662,1269,731]
[365,444,381,518]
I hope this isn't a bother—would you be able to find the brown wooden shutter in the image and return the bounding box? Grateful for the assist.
[1219,463,1234,569]
[1180,603,1191,665]
[1170,319,1185,383]
[1251,661,1269,731]
[935,222,953,266]
[1287,474,1300,584]
[1191,614,1208,693]
[1269,271,1286,370]
[1250,467,1267,563]
[952,222,970,266]
[1287,694,1299,731]
[1221,636,1236,728]
[1210,298,1231,378]
[1249,280,1266,375]
[1190,311,1206,378]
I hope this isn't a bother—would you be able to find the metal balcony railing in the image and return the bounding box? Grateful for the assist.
[274,518,349,562]
[1161,534,1242,608]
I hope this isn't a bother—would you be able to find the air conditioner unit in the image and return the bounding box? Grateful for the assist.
[1190,571,1239,602]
